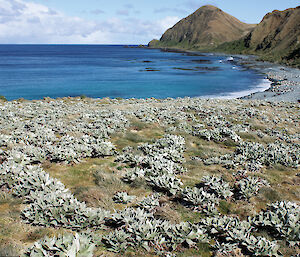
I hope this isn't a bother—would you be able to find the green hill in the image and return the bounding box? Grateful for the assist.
[148,5,255,50]
[149,5,300,67]
[216,6,300,67]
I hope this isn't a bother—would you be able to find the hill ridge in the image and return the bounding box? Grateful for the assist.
[215,6,300,67]
[149,5,256,49]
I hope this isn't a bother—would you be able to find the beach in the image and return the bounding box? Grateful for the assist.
[234,55,300,102]
[151,47,300,102]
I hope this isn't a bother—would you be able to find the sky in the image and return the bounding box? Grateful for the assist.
[0,0,298,44]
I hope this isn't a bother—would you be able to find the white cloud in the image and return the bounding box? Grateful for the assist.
[0,0,180,44]
[156,16,180,33]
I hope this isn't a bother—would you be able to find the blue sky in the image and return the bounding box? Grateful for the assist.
[0,0,298,44]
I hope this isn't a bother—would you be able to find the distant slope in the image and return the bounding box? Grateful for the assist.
[215,6,300,67]
[149,5,255,50]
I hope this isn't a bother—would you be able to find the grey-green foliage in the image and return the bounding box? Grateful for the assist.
[201,216,253,237]
[146,173,183,196]
[138,134,185,163]
[103,207,207,254]
[236,141,300,168]
[0,160,109,230]
[21,189,108,230]
[202,154,235,168]
[194,127,241,143]
[0,160,65,199]
[181,187,219,215]
[202,175,233,199]
[24,233,95,257]
[117,134,186,171]
[122,167,146,183]
[46,136,116,163]
[132,104,193,126]
[200,216,280,256]
[264,128,300,143]
[236,176,269,199]
[102,229,132,253]
[251,201,300,244]
[234,233,280,256]
[0,100,127,165]
[3,138,115,165]
[195,128,223,142]
[146,155,187,175]
[213,241,239,255]
[119,135,185,196]
[105,207,152,227]
[159,221,207,250]
[136,193,161,212]
[179,175,235,215]
[113,191,136,204]
[204,141,300,170]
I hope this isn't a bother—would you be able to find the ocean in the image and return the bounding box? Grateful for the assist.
[0,45,269,100]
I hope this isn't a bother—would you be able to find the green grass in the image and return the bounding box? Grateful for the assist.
[259,187,282,202]
[238,132,257,141]
[177,243,212,257]
[218,200,233,215]
[214,38,248,54]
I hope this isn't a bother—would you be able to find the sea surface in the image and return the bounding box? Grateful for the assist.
[0,45,269,100]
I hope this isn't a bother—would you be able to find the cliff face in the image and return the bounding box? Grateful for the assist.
[149,5,255,49]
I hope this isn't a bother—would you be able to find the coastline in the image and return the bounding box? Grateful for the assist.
[152,47,300,103]
[234,55,300,102]
[207,78,271,100]
[0,44,298,103]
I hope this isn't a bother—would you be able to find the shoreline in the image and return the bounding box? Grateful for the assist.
[211,53,300,102]
[152,47,300,102]
[0,46,299,103]
[205,78,271,100]
[231,54,300,102]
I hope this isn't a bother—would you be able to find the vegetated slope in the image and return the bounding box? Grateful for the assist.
[148,5,255,50]
[216,6,300,67]
[0,97,299,257]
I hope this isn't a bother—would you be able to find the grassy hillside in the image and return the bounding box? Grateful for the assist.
[215,6,300,68]
[149,5,255,50]
[149,6,300,68]
[0,97,299,256]
[214,39,300,68]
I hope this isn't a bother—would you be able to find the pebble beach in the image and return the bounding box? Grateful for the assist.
[236,56,300,102]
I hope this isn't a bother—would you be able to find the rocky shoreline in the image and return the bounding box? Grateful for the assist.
[150,46,300,102]
[232,55,300,102]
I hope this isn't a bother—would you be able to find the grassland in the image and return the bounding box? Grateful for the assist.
[0,97,299,256]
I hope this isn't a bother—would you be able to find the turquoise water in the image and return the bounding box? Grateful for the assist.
[0,45,268,100]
